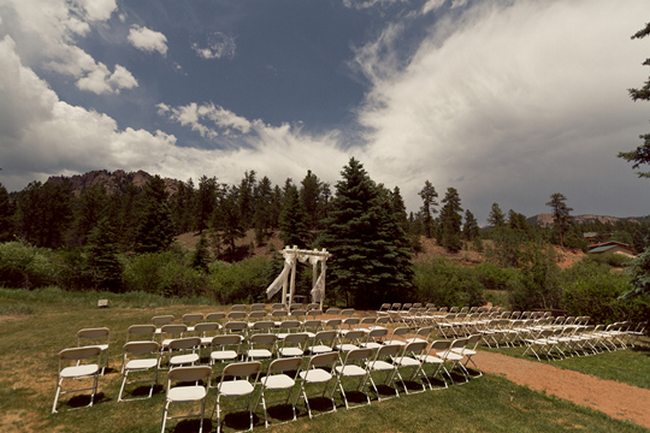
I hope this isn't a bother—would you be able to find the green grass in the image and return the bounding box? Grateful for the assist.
[483,343,650,390]
[0,287,648,433]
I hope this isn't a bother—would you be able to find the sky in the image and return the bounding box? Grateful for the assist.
[0,0,649,222]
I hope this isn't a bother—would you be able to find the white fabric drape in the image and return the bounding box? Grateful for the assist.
[265,260,291,299]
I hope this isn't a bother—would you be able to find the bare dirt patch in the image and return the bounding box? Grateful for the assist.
[474,351,650,429]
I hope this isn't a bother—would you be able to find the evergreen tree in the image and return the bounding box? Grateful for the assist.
[620,23,650,177]
[462,209,480,241]
[269,185,283,229]
[69,184,107,247]
[191,232,211,272]
[439,187,463,253]
[15,180,73,248]
[211,185,245,259]
[196,176,217,233]
[135,176,175,253]
[508,209,530,234]
[322,158,413,309]
[237,171,256,229]
[546,192,573,247]
[418,180,438,238]
[300,169,325,231]
[487,202,506,227]
[171,178,196,234]
[86,215,122,291]
[0,182,14,242]
[253,176,274,244]
[280,180,308,247]
[390,186,409,232]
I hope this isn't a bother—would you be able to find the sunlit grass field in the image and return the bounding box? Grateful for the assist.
[0,287,647,433]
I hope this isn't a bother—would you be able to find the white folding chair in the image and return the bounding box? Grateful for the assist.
[77,327,110,374]
[260,357,302,427]
[299,352,339,418]
[194,322,221,347]
[335,347,373,409]
[436,337,470,383]
[212,361,262,433]
[307,330,338,354]
[209,335,242,366]
[246,333,277,361]
[417,340,450,389]
[360,328,388,349]
[152,315,175,335]
[365,344,402,400]
[183,313,205,332]
[205,312,227,322]
[160,324,188,352]
[167,337,201,368]
[278,333,309,357]
[52,346,102,414]
[392,341,429,393]
[161,366,211,433]
[451,334,482,378]
[118,341,160,401]
[127,324,156,342]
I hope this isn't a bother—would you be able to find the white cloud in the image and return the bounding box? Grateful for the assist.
[0,0,137,94]
[191,32,236,60]
[421,0,445,15]
[351,0,650,218]
[158,102,253,138]
[128,25,168,55]
[0,35,348,193]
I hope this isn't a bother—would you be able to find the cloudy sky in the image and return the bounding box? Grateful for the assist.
[1,0,649,221]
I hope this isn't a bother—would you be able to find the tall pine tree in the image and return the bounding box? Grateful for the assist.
[322,158,413,309]
[280,180,308,247]
[418,180,438,238]
[86,215,122,291]
[135,176,175,253]
[546,192,573,247]
[439,187,463,253]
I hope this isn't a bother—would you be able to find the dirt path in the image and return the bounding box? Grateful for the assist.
[474,351,650,429]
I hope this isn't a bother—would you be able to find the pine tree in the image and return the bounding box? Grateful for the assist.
[0,182,14,242]
[253,176,274,244]
[418,180,438,238]
[546,192,573,247]
[620,23,650,177]
[280,180,308,247]
[300,170,325,231]
[211,186,245,259]
[487,203,506,227]
[196,176,217,233]
[237,171,256,230]
[69,184,108,247]
[462,209,480,241]
[439,187,463,253]
[322,158,413,309]
[191,231,211,272]
[86,216,122,292]
[135,176,175,253]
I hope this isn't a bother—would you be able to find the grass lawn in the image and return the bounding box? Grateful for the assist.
[1,287,648,433]
[484,342,650,390]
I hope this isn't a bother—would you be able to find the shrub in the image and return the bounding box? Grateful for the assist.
[587,253,633,268]
[413,258,484,307]
[509,247,562,311]
[472,262,523,292]
[208,256,274,304]
[122,251,208,297]
[0,241,58,288]
[560,259,644,323]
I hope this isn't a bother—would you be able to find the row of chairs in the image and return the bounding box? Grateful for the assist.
[55,333,482,432]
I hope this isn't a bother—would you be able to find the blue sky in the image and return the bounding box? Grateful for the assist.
[1,0,649,222]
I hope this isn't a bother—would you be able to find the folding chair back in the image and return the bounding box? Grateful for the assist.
[251,303,266,311]
[77,327,109,342]
[194,322,220,335]
[168,337,201,351]
[376,343,401,358]
[231,304,247,311]
[248,311,267,320]
[224,321,247,333]
[212,334,242,346]
[341,308,355,316]
[307,309,322,317]
[127,324,156,341]
[168,365,211,384]
[271,310,287,319]
[60,346,102,361]
[342,347,373,363]
[324,318,342,329]
[227,311,247,320]
[325,307,341,315]
[249,333,277,345]
[182,313,204,326]
[251,320,275,332]
[222,361,262,378]
[152,315,175,328]
[278,320,302,333]
[267,356,302,374]
[160,324,187,338]
[123,341,159,356]
[379,303,391,311]
[205,312,226,322]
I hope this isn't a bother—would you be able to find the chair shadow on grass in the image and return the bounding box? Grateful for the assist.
[305,396,337,415]
[129,384,164,398]
[265,403,296,423]
[222,411,262,431]
[172,419,213,433]
[66,392,109,409]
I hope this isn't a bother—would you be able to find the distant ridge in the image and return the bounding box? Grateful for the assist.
[46,169,183,196]
[528,213,647,227]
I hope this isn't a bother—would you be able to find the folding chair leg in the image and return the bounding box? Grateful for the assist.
[160,400,170,433]
[52,378,63,414]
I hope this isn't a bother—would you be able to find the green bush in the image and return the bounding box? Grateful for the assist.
[472,262,523,292]
[209,256,274,304]
[587,253,633,268]
[560,259,642,323]
[122,251,208,297]
[509,247,562,311]
[0,241,58,288]
[414,258,484,307]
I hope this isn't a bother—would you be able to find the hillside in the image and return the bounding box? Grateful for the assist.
[175,231,585,269]
[45,169,183,196]
[528,213,648,227]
